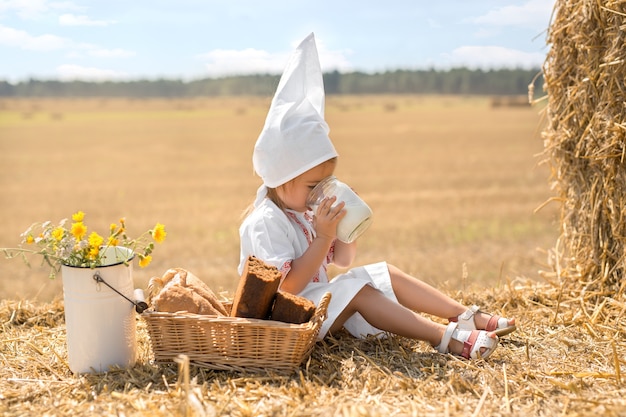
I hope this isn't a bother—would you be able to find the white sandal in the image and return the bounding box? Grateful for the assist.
[450,305,517,337]
[436,322,499,360]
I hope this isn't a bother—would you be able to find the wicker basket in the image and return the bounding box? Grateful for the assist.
[141,292,331,372]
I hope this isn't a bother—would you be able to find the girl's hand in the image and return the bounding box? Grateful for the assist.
[313,196,346,240]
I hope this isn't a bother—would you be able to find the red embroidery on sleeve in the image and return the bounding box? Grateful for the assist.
[286,211,312,244]
[285,211,321,283]
[327,240,336,263]
[280,260,292,280]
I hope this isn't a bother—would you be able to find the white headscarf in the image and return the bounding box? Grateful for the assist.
[253,33,338,205]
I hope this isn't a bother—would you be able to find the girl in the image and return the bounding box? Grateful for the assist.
[239,33,515,360]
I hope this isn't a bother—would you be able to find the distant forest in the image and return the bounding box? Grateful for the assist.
[0,68,543,98]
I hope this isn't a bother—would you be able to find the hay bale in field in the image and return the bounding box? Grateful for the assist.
[541,0,626,297]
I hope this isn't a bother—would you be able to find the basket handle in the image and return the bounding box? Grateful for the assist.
[311,292,332,325]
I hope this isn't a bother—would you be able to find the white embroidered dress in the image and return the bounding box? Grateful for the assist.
[238,198,398,339]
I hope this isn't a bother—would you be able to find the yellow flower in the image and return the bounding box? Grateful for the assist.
[7,211,167,275]
[71,222,87,240]
[138,254,152,268]
[51,226,64,241]
[72,211,85,222]
[88,246,100,259]
[152,223,167,243]
[88,232,104,248]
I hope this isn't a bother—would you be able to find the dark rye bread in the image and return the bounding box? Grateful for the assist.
[270,290,316,324]
[230,256,282,319]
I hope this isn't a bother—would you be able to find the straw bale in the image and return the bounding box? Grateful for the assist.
[541,0,626,296]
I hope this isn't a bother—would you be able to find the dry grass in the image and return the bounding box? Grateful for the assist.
[5,95,618,415]
[2,279,626,416]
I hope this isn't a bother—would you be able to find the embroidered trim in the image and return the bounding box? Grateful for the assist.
[280,260,292,281]
[327,240,335,264]
[285,211,322,282]
[286,211,313,244]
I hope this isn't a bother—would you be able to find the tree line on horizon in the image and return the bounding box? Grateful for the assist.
[0,68,543,98]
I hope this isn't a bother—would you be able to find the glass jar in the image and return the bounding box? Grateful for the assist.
[306,176,373,243]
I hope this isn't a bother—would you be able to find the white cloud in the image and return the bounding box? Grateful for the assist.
[196,42,352,76]
[0,0,82,19]
[0,0,50,19]
[88,48,135,58]
[57,64,128,81]
[442,45,545,69]
[196,48,286,76]
[473,28,496,39]
[319,48,353,73]
[59,13,115,27]
[0,23,70,50]
[470,0,555,30]
[0,23,133,59]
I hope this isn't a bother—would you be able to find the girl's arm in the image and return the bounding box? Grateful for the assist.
[280,234,334,294]
[279,196,346,294]
[332,240,356,268]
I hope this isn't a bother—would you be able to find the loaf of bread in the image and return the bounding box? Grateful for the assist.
[270,290,316,324]
[230,256,282,319]
[148,268,228,316]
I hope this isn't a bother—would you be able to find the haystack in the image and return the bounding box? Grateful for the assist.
[541,0,626,298]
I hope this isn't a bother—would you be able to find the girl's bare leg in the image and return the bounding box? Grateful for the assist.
[387,264,514,330]
[329,285,496,356]
[329,285,447,348]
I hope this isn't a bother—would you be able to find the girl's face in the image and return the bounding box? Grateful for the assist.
[277,160,336,212]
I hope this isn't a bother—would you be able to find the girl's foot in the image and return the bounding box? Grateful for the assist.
[435,322,499,359]
[450,305,516,337]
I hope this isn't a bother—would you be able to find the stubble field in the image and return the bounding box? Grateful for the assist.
[0,95,556,301]
[3,96,626,416]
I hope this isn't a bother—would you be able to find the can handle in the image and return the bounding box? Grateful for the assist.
[92,271,148,313]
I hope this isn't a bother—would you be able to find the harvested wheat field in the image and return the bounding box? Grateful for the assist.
[2,280,626,416]
[0,95,556,300]
[0,90,624,415]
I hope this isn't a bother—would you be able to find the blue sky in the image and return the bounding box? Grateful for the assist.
[0,0,555,83]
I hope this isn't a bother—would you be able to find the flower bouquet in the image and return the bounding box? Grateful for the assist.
[2,210,166,278]
[2,210,168,373]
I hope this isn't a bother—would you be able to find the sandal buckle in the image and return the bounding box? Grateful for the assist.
[458,305,479,322]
